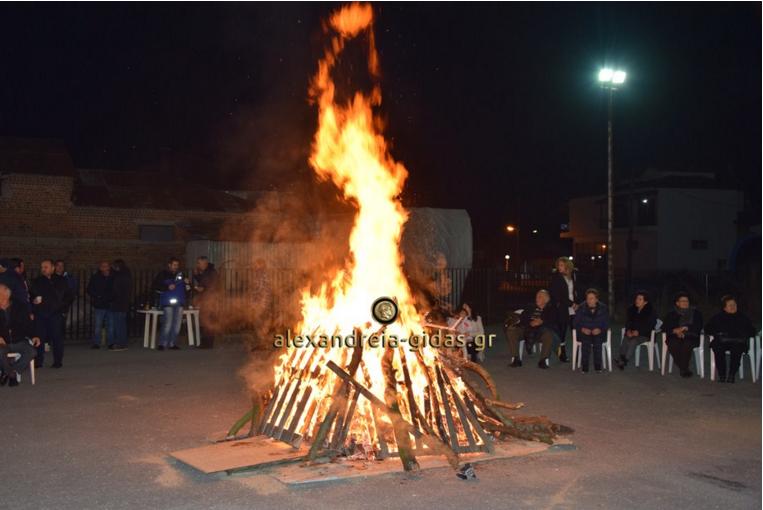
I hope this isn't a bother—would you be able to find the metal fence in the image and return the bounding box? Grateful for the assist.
[20,266,755,342]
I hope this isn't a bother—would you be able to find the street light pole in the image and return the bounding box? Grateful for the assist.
[599,67,625,315]
[606,87,614,314]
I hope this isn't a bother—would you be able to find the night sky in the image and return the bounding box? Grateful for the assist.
[1,3,760,262]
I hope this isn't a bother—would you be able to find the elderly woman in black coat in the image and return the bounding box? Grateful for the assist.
[704,295,757,383]
[615,291,657,370]
[662,292,703,378]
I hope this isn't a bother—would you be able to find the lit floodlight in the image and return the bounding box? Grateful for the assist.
[612,70,626,84]
[598,68,614,82]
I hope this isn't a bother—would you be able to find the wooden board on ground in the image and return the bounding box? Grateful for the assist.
[268,438,564,486]
[170,436,305,474]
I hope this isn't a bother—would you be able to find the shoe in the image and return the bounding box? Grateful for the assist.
[615,356,626,371]
[169,345,180,351]
[9,377,19,387]
[90,344,100,350]
[34,362,43,369]
[595,368,603,373]
[537,359,548,369]
[52,363,62,368]
[581,369,589,374]
[109,345,127,351]
[509,358,522,368]
[726,374,735,384]
[156,345,165,351]
[558,346,569,363]
[524,342,533,356]
[0,373,7,386]
[680,370,693,378]
[717,375,727,383]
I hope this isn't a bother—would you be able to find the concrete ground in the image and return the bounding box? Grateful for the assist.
[3,328,760,510]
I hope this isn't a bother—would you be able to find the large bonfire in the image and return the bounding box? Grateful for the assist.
[230,2,567,472]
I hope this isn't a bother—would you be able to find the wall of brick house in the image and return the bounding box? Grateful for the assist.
[0,173,256,270]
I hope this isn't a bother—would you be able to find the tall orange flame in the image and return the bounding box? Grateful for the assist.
[270,3,474,451]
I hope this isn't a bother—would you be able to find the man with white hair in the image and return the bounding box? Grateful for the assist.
[506,289,562,369]
[0,283,40,387]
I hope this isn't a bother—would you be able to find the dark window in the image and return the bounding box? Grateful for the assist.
[139,225,175,242]
[691,239,708,250]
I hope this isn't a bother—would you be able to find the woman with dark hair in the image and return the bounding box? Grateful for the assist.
[662,292,703,378]
[615,291,657,370]
[549,257,581,363]
[109,259,131,350]
[705,295,756,383]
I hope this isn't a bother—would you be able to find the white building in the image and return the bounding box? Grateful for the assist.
[561,171,744,275]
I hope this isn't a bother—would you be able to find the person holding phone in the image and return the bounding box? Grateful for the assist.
[151,257,187,351]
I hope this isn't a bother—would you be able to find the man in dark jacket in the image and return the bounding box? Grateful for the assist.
[0,283,40,387]
[151,257,187,350]
[506,289,560,369]
[662,291,703,378]
[109,259,131,351]
[705,295,757,383]
[0,259,32,313]
[615,291,657,370]
[192,256,218,349]
[87,261,113,349]
[573,288,610,373]
[30,259,74,368]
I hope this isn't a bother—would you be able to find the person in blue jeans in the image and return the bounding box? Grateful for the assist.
[151,257,187,351]
[87,261,113,349]
[573,288,610,373]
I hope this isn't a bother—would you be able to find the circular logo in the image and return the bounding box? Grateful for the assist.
[371,297,398,325]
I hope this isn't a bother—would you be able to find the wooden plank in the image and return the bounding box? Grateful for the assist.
[170,436,304,474]
[435,365,461,453]
[440,369,476,451]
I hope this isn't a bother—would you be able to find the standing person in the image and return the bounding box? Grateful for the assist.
[615,291,657,370]
[30,259,74,368]
[109,259,131,351]
[506,289,561,369]
[54,259,79,339]
[549,257,581,363]
[573,288,609,373]
[0,283,41,387]
[704,295,756,383]
[0,259,26,310]
[662,292,703,378]
[86,261,113,349]
[151,257,186,351]
[10,258,32,314]
[192,256,218,349]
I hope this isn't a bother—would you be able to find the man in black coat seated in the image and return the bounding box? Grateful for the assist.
[615,291,658,370]
[705,295,757,383]
[0,283,41,387]
[506,289,560,369]
[662,292,703,378]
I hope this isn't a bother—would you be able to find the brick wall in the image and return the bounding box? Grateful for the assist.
[0,173,254,269]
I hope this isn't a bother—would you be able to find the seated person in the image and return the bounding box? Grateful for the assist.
[662,292,703,378]
[615,291,657,370]
[573,288,609,373]
[506,289,560,369]
[447,303,483,363]
[0,283,40,387]
[705,295,756,383]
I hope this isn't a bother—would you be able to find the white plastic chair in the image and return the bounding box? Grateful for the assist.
[6,353,36,385]
[571,329,612,372]
[620,328,662,371]
[661,332,705,378]
[708,336,757,383]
